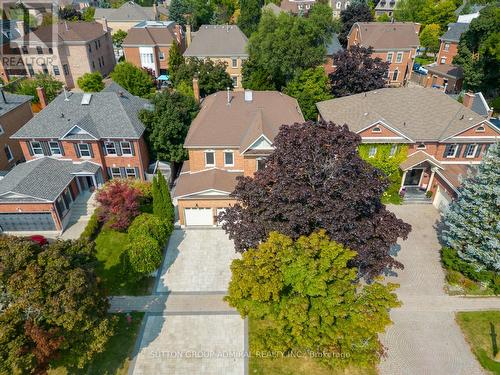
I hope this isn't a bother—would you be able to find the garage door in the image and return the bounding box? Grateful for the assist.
[185,208,213,226]
[433,187,452,211]
[0,212,56,232]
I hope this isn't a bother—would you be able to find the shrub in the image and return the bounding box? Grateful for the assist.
[131,180,153,201]
[96,180,141,231]
[126,235,162,276]
[77,72,104,92]
[426,190,433,198]
[80,213,100,241]
[446,270,463,285]
[128,213,172,247]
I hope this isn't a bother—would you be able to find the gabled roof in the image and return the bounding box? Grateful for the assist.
[123,21,178,46]
[184,25,248,57]
[400,151,443,171]
[316,87,497,142]
[349,22,420,50]
[95,1,158,21]
[12,82,148,140]
[173,167,242,198]
[0,92,32,118]
[438,164,476,191]
[0,157,100,202]
[440,23,469,43]
[184,90,304,149]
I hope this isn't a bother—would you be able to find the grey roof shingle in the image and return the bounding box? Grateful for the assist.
[95,1,158,21]
[471,92,490,117]
[12,83,148,140]
[316,87,495,142]
[0,92,32,118]
[441,23,469,43]
[184,25,248,57]
[0,157,100,202]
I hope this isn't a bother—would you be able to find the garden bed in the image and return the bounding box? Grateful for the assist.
[456,311,500,374]
[49,312,144,375]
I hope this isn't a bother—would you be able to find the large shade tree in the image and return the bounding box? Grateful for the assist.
[0,238,114,374]
[219,122,411,278]
[441,143,500,271]
[226,231,400,367]
[329,46,390,97]
[338,1,373,47]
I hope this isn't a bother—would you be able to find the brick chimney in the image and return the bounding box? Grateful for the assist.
[174,24,183,47]
[463,91,475,109]
[186,24,192,48]
[36,86,48,108]
[192,77,200,103]
[414,23,421,34]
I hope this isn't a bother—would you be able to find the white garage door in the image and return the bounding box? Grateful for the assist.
[185,208,213,226]
[433,186,452,211]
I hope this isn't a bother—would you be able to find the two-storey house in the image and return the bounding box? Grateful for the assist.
[174,89,304,226]
[184,25,248,89]
[123,20,183,78]
[317,87,499,210]
[15,21,116,89]
[347,22,420,86]
[374,0,399,18]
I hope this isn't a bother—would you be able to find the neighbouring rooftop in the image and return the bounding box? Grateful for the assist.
[184,25,248,57]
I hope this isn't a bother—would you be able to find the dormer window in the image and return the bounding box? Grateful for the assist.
[372,126,382,133]
[475,125,485,132]
[417,143,426,149]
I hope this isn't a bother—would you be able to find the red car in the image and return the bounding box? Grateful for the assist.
[30,235,49,246]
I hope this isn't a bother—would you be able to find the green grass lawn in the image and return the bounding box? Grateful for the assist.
[249,319,377,375]
[95,229,154,295]
[49,312,144,375]
[456,311,500,374]
[414,56,435,65]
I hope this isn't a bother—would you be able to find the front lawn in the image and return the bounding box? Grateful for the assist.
[249,319,377,375]
[49,312,144,375]
[95,229,154,295]
[456,311,500,374]
[414,56,435,65]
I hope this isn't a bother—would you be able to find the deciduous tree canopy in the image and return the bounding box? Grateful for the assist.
[110,62,154,97]
[219,121,411,278]
[77,72,105,92]
[338,1,373,47]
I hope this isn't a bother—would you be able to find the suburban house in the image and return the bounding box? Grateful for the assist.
[331,0,350,18]
[423,64,464,94]
[123,20,183,77]
[279,0,316,14]
[347,22,420,86]
[324,32,343,75]
[184,25,248,89]
[0,92,33,172]
[0,20,26,83]
[436,22,469,66]
[374,0,399,17]
[14,21,116,89]
[316,87,499,210]
[173,89,304,226]
[95,1,168,34]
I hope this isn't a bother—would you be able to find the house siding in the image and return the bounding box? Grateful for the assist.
[436,41,459,65]
[0,101,33,170]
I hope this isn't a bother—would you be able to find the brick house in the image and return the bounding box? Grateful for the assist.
[15,21,116,89]
[184,25,248,89]
[123,20,183,77]
[436,22,468,65]
[347,22,420,86]
[0,92,33,172]
[374,0,399,17]
[173,89,304,226]
[316,87,499,210]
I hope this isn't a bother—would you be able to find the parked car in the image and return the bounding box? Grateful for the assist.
[413,63,428,75]
[30,235,49,246]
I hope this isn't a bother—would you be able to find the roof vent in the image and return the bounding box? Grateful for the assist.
[244,90,253,102]
[81,93,92,105]
[468,117,473,121]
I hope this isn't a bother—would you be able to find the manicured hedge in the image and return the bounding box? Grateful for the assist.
[80,213,100,242]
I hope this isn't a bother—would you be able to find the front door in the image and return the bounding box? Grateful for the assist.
[404,169,423,186]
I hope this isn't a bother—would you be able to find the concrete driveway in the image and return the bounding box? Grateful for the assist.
[128,229,246,375]
[379,205,493,375]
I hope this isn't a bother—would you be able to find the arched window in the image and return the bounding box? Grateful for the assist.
[417,143,426,149]
[475,125,485,132]
[372,126,382,133]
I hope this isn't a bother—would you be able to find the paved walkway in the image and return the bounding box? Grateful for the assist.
[379,205,500,375]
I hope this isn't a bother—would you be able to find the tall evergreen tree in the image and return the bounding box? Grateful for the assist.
[168,41,185,79]
[441,143,500,271]
[158,171,175,223]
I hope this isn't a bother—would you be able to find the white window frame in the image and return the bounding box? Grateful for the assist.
[256,157,266,171]
[444,43,450,52]
[224,151,234,166]
[4,144,13,161]
[78,143,91,158]
[389,144,397,157]
[372,126,381,133]
[386,52,393,62]
[396,52,403,63]
[111,167,122,178]
[105,141,117,155]
[0,125,4,135]
[440,57,446,64]
[445,144,458,158]
[231,58,238,68]
[31,141,44,156]
[465,144,477,158]
[368,146,377,158]
[49,141,62,155]
[205,150,215,167]
[120,141,132,156]
[392,69,399,81]
[125,167,136,178]
[417,143,426,150]
[336,1,341,9]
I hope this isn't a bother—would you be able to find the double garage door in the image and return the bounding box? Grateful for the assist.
[184,208,226,226]
[0,212,56,232]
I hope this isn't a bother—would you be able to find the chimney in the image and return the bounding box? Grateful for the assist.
[102,18,109,33]
[186,24,192,48]
[226,87,232,105]
[36,86,48,108]
[244,89,253,102]
[192,77,200,103]
[174,24,183,47]
[463,91,474,109]
[414,23,421,34]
